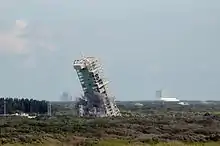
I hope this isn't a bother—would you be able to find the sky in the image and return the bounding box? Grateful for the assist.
[0,0,220,101]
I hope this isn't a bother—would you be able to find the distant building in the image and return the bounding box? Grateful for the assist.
[178,102,189,105]
[161,97,180,102]
[134,103,144,107]
[156,89,180,102]
[60,92,72,101]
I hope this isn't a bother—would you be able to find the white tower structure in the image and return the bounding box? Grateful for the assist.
[73,56,121,117]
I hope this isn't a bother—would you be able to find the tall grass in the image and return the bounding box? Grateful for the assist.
[93,139,220,146]
[2,139,220,146]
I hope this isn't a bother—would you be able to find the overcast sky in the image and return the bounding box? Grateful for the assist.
[0,0,219,101]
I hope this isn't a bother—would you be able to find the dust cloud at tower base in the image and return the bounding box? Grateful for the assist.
[73,56,121,117]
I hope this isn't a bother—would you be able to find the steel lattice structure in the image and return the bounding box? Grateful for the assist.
[73,56,121,117]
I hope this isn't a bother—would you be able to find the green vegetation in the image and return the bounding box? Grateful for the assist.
[1,111,220,145]
[2,139,220,146]
[0,98,48,114]
[1,100,220,145]
[94,140,220,146]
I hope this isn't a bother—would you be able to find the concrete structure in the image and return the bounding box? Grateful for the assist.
[73,56,121,117]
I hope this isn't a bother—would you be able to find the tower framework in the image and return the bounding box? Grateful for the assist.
[73,56,121,117]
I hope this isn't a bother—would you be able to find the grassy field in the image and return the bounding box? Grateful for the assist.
[2,101,220,145]
[2,140,220,146]
[92,139,220,146]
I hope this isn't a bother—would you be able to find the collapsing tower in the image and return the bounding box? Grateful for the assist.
[73,56,121,117]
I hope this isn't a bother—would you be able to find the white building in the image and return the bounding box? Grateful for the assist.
[156,89,180,102]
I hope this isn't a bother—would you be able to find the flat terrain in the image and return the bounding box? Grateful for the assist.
[1,101,220,145]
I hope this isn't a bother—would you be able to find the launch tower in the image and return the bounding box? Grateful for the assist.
[73,56,121,117]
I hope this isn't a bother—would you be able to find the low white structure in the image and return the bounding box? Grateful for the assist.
[12,113,36,119]
[178,102,189,105]
[134,103,144,107]
[160,97,180,102]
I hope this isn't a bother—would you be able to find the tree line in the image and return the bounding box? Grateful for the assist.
[0,98,48,114]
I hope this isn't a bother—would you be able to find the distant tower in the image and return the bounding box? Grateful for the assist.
[3,98,6,116]
[60,92,71,101]
[156,90,162,99]
[73,56,121,117]
[47,102,51,117]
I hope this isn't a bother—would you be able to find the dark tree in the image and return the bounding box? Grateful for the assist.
[0,98,48,114]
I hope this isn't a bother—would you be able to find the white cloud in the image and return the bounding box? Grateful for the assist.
[0,19,56,55]
[0,19,57,68]
[0,20,29,54]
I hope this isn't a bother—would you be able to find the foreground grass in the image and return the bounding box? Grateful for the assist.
[3,139,220,146]
[2,114,220,145]
[94,140,220,146]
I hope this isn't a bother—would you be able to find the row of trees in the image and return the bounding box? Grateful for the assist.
[0,98,48,114]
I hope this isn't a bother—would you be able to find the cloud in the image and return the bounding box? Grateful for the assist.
[0,20,29,54]
[0,19,57,68]
[0,19,56,55]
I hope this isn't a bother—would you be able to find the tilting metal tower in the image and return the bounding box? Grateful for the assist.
[73,56,121,117]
